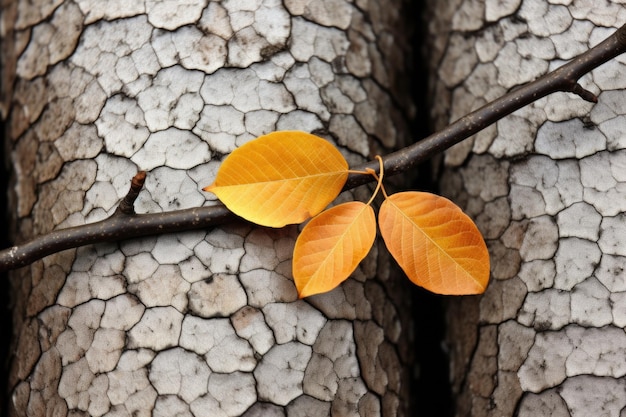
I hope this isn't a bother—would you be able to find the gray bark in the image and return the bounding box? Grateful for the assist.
[427,1,626,416]
[3,1,416,416]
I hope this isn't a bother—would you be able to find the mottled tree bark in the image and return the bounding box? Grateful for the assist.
[3,1,416,416]
[426,1,626,416]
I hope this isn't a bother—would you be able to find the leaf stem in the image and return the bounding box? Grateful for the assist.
[366,156,385,206]
[347,169,374,175]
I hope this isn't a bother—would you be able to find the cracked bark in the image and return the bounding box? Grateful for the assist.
[3,1,415,416]
[427,1,626,416]
[5,1,626,416]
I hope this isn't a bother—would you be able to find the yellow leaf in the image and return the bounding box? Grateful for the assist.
[293,201,376,298]
[379,192,490,295]
[203,131,348,227]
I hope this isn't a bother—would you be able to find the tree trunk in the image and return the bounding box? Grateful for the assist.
[427,1,626,416]
[3,1,417,416]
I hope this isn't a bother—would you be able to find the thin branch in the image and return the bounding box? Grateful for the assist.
[1,196,236,272]
[345,23,626,188]
[1,24,626,272]
[116,171,146,215]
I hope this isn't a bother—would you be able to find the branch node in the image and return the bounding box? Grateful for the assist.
[116,171,147,215]
[571,83,598,103]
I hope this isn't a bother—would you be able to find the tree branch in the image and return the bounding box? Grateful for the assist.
[2,24,626,272]
[345,23,626,188]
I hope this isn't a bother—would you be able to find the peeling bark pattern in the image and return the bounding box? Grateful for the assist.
[426,1,626,416]
[5,2,414,416]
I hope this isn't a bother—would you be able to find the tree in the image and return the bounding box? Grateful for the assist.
[2,1,626,416]
[2,1,416,416]
[426,0,626,415]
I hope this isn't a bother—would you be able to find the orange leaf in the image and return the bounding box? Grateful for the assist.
[293,201,376,298]
[203,131,348,227]
[379,192,489,295]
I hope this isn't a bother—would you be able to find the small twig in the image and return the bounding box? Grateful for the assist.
[571,83,598,103]
[1,206,235,272]
[116,171,146,215]
[1,24,626,272]
[0,171,236,271]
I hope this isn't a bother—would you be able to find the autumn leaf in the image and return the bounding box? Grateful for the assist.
[203,131,349,227]
[378,191,489,295]
[293,201,376,298]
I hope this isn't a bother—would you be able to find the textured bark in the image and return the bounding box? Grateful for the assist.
[426,1,626,416]
[3,1,416,416]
